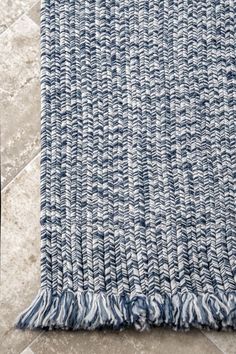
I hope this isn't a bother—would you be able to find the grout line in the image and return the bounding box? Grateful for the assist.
[28,0,42,14]
[200,330,225,354]
[0,0,40,38]
[18,330,44,354]
[2,150,41,193]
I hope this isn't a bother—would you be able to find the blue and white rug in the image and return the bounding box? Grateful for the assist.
[16,0,236,330]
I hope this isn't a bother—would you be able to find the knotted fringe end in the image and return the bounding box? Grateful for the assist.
[16,289,236,331]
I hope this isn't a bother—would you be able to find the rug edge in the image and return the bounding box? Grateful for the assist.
[15,288,236,331]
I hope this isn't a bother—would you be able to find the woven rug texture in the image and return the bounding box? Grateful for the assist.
[16,0,236,330]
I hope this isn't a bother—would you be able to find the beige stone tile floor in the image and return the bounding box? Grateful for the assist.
[0,1,41,189]
[0,1,235,354]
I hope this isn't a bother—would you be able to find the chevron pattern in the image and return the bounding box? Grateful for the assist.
[16,0,236,330]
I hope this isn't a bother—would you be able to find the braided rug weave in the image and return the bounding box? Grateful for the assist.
[17,0,236,330]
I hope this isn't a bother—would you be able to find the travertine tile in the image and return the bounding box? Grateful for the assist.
[0,14,41,188]
[28,328,222,354]
[0,0,37,34]
[1,79,41,188]
[21,347,36,354]
[28,1,41,26]
[0,155,43,354]
[0,24,8,34]
[202,330,236,354]
[0,14,40,94]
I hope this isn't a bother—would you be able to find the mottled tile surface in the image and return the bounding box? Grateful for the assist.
[0,0,38,34]
[0,14,40,94]
[202,330,236,354]
[28,328,222,354]
[0,14,40,188]
[21,347,36,354]
[28,1,41,26]
[0,155,43,354]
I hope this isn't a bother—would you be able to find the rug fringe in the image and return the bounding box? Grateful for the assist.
[15,289,236,330]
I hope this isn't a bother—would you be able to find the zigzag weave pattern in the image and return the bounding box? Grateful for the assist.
[17,0,236,330]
